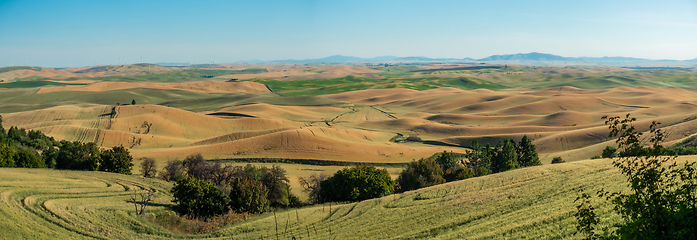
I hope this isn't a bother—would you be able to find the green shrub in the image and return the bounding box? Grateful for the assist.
[397,158,445,192]
[171,177,229,219]
[602,146,617,158]
[551,156,565,164]
[320,166,394,202]
[444,166,474,182]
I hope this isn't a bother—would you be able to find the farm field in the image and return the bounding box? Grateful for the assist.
[2,63,697,239]
[2,64,697,166]
[4,157,695,239]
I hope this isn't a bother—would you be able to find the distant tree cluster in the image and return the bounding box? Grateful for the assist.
[397,135,541,192]
[0,115,134,174]
[466,135,541,174]
[166,154,299,218]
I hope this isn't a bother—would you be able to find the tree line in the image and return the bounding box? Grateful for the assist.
[152,154,300,218]
[167,135,544,219]
[0,115,134,174]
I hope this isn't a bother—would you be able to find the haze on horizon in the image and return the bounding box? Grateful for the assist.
[0,0,696,68]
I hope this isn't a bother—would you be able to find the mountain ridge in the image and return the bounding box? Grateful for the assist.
[258,52,696,66]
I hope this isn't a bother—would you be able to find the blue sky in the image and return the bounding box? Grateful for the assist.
[0,0,696,67]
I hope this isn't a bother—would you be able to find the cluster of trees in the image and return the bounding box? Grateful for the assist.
[0,115,134,174]
[396,135,541,192]
[576,114,697,239]
[600,141,697,159]
[165,154,299,218]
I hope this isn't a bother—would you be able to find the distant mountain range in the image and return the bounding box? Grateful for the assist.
[262,52,697,66]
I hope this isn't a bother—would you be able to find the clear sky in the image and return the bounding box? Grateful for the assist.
[1,0,696,67]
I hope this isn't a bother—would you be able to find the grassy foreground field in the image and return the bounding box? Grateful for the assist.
[7,156,695,239]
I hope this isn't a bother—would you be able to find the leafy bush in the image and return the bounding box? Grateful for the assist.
[602,146,617,158]
[171,177,229,219]
[576,114,697,239]
[397,158,445,192]
[320,166,394,202]
[444,166,474,182]
[551,156,565,164]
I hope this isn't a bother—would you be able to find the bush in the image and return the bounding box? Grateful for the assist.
[602,146,617,158]
[141,158,157,178]
[576,114,697,239]
[228,177,270,214]
[444,166,474,182]
[171,177,229,219]
[320,166,394,202]
[551,156,565,164]
[397,158,445,192]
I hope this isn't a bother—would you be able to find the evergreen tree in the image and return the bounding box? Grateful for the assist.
[493,139,519,173]
[0,115,7,144]
[517,135,541,167]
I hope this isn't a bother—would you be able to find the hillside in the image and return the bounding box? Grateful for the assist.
[4,157,694,239]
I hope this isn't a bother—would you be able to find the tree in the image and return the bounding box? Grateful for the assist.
[602,146,617,158]
[171,177,229,219]
[228,176,270,214]
[182,154,209,179]
[261,165,291,207]
[131,99,136,105]
[576,114,697,239]
[56,141,99,171]
[517,135,541,167]
[42,145,59,168]
[320,166,394,202]
[160,160,184,181]
[492,139,519,173]
[0,143,16,167]
[140,158,157,178]
[299,174,329,204]
[0,115,7,144]
[435,151,459,172]
[14,148,44,168]
[99,146,134,174]
[397,158,445,192]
